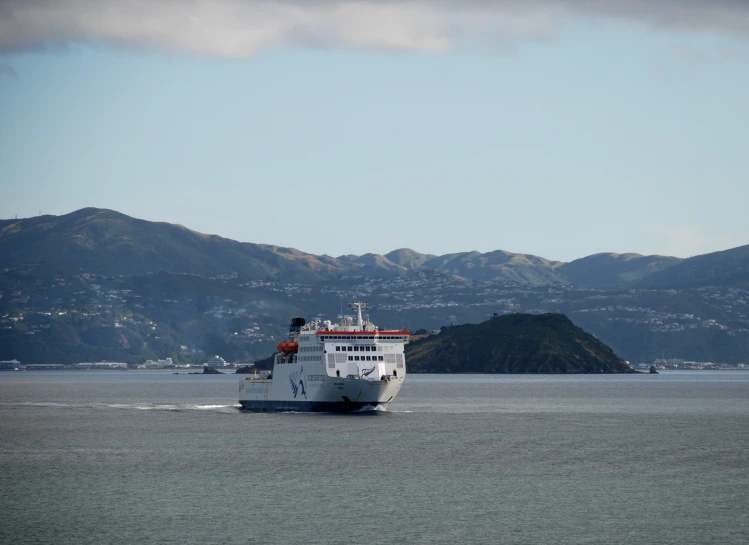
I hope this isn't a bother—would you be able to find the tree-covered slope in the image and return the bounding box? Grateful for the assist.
[637,244,749,288]
[405,313,633,373]
[0,208,329,280]
[559,253,682,288]
[421,250,567,285]
[2,208,745,289]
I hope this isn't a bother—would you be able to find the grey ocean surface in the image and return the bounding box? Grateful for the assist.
[1,371,748,545]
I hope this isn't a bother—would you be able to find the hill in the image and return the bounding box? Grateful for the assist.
[559,253,682,288]
[637,244,749,288]
[2,209,571,283]
[384,248,436,269]
[0,208,745,289]
[405,313,634,373]
[419,250,567,285]
[0,208,332,280]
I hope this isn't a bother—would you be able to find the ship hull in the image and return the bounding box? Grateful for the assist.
[238,373,403,413]
[238,399,388,413]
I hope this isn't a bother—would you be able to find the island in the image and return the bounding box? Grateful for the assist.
[405,313,635,374]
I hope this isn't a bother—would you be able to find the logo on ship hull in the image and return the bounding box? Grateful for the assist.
[289,366,307,399]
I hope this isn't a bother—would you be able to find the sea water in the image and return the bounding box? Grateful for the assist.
[1,371,747,545]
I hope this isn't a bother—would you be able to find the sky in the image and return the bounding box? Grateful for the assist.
[1,0,748,262]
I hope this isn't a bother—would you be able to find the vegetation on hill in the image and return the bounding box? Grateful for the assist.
[560,253,682,288]
[384,248,437,270]
[637,244,749,289]
[418,250,567,285]
[405,313,634,373]
[0,208,689,287]
[0,208,328,280]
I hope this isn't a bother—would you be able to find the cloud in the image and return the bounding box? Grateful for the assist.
[1,1,748,58]
[0,63,17,77]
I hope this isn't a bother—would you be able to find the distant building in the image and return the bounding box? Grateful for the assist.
[0,359,22,371]
[204,355,228,368]
[143,358,173,369]
[654,357,683,367]
[77,361,128,369]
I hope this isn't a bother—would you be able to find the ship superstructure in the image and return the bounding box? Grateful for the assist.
[239,303,409,412]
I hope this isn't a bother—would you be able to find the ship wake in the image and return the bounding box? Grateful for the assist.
[1,401,240,413]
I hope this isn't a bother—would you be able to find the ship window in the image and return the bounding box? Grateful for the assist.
[347,346,352,351]
[348,356,352,361]
[379,356,383,361]
[354,346,359,351]
[365,346,370,351]
[366,356,371,361]
[354,356,360,361]
[336,346,340,351]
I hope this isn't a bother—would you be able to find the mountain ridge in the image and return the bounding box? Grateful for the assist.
[2,208,746,289]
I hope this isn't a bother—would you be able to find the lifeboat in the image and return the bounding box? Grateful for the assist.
[276,341,299,353]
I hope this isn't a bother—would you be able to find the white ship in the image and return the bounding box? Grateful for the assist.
[239,302,409,412]
[204,355,228,368]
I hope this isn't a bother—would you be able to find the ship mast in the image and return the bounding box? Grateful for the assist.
[348,302,368,330]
